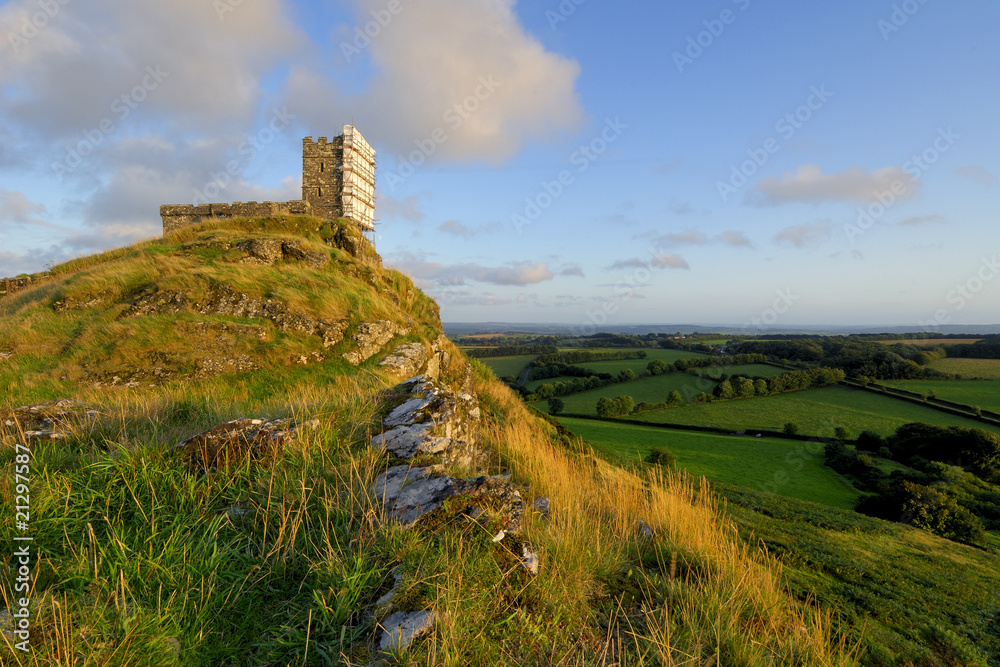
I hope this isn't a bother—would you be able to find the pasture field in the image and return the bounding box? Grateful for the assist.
[884,378,1000,413]
[877,338,981,346]
[702,364,788,378]
[626,385,1000,438]
[558,417,859,509]
[929,356,1000,379]
[478,354,537,378]
[532,372,716,413]
[574,348,710,375]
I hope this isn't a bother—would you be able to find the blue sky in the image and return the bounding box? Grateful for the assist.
[1,0,998,329]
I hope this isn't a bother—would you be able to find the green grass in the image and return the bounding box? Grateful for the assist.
[558,417,860,510]
[929,357,1000,379]
[478,354,537,378]
[627,385,1000,438]
[884,378,1000,412]
[532,372,716,413]
[717,484,1000,666]
[574,348,709,375]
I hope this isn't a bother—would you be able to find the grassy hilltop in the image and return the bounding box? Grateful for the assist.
[1,216,859,665]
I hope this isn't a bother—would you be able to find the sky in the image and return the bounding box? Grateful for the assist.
[1,0,998,331]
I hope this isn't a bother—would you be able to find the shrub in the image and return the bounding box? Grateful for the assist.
[547,397,565,415]
[645,446,677,468]
[856,430,884,452]
[783,422,800,435]
[834,426,852,441]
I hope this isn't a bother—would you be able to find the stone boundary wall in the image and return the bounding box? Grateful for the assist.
[0,276,41,298]
[160,201,313,235]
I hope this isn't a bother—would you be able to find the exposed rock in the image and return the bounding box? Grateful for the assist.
[197,355,259,376]
[532,497,551,518]
[187,321,269,341]
[392,475,456,525]
[1,400,94,440]
[237,238,284,264]
[637,520,653,538]
[379,342,428,378]
[521,546,539,576]
[379,611,434,652]
[280,241,328,267]
[370,375,481,467]
[235,238,329,267]
[52,291,113,312]
[130,290,188,316]
[174,417,319,470]
[342,321,408,365]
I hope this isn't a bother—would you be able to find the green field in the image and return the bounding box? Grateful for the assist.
[478,354,537,378]
[717,485,1000,662]
[929,356,1000,379]
[574,348,710,375]
[532,372,716,412]
[884,379,1000,413]
[625,386,1000,438]
[559,417,860,509]
[702,364,789,379]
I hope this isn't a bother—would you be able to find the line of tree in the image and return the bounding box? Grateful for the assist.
[726,338,952,380]
[712,368,846,400]
[532,349,648,366]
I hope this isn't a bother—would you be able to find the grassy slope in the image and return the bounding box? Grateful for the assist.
[0,222,857,665]
[718,485,1000,666]
[0,217,440,402]
[628,385,1000,438]
[885,378,1000,412]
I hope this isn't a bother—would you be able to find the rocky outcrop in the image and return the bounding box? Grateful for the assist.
[371,375,480,467]
[129,286,348,349]
[174,417,319,470]
[379,611,435,652]
[236,239,328,267]
[342,321,408,365]
[0,400,98,441]
[378,342,428,378]
[366,373,537,654]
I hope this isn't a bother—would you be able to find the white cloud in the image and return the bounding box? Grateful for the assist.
[775,219,832,248]
[438,219,503,239]
[609,254,690,270]
[955,165,997,186]
[720,230,753,247]
[651,228,753,249]
[751,164,920,205]
[386,252,555,286]
[287,0,584,163]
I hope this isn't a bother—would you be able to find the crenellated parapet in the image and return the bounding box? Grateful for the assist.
[161,201,312,235]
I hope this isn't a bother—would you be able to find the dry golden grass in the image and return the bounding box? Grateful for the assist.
[467,374,859,666]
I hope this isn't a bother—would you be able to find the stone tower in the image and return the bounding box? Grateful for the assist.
[302,125,375,231]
